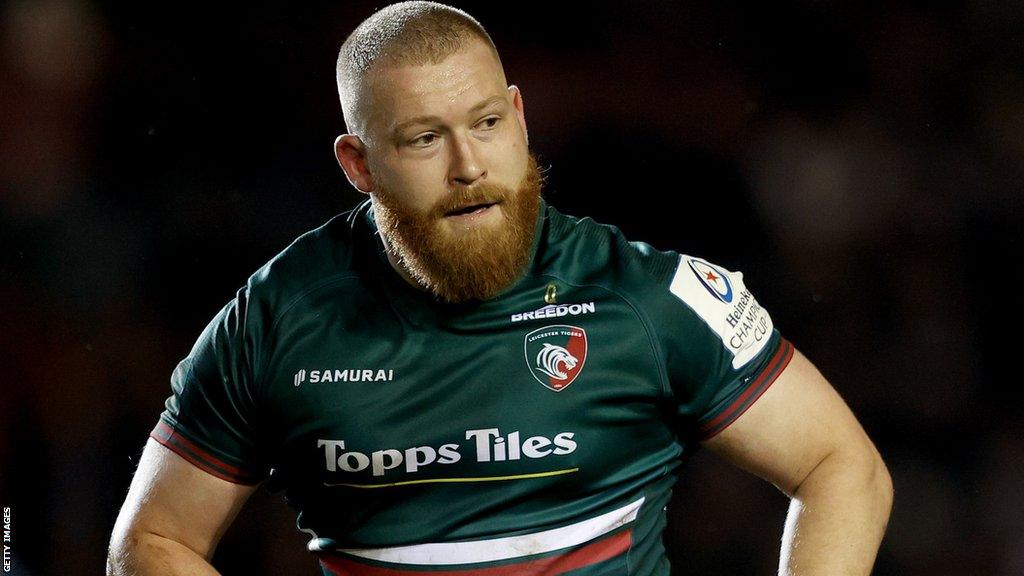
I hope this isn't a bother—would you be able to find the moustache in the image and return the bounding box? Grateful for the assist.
[431,183,513,218]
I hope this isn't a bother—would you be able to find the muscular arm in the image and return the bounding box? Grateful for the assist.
[702,348,893,576]
[107,439,260,575]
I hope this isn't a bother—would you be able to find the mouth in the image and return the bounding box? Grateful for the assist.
[444,201,499,217]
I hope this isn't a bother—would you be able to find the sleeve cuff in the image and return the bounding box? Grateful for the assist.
[696,338,795,440]
[149,420,265,485]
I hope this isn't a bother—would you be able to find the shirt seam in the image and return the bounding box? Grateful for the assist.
[252,273,364,394]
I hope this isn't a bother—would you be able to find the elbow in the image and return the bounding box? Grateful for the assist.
[107,524,215,575]
[107,527,174,576]
[870,450,895,523]
[106,529,140,576]
[833,443,895,526]
[107,529,177,576]
[793,441,894,526]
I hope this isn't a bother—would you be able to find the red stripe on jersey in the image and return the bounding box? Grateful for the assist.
[149,421,260,484]
[318,528,631,576]
[698,338,795,439]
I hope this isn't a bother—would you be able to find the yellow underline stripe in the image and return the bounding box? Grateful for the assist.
[325,468,580,489]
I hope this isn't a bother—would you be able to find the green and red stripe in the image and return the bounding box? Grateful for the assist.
[149,420,263,484]
[698,338,795,439]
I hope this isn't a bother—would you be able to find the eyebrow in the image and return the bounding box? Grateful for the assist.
[390,94,507,138]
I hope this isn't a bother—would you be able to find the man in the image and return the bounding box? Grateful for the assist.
[108,2,893,575]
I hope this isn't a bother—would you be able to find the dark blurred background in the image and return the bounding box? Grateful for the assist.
[2,0,1022,574]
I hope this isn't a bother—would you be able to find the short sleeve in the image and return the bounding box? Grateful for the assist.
[149,287,269,484]
[656,254,794,441]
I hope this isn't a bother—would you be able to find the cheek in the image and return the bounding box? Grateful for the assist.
[379,158,449,212]
[503,115,529,151]
[488,139,529,182]
[501,123,529,158]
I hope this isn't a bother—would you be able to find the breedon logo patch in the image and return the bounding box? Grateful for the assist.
[524,325,587,392]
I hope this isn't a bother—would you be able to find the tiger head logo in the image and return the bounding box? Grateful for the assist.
[535,343,578,381]
[524,325,588,391]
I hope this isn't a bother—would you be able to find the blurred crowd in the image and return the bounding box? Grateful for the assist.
[1,1,1021,574]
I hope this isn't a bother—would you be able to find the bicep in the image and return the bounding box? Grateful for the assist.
[112,438,260,560]
[700,348,880,497]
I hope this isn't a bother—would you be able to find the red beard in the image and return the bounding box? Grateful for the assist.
[372,153,543,303]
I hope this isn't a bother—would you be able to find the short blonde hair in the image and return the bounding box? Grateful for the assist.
[336,1,501,134]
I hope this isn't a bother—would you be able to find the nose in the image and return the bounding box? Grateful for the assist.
[448,132,486,188]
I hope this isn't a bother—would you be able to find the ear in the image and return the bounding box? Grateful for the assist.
[334,134,376,194]
[508,85,528,146]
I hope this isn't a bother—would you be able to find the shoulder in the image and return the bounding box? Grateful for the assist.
[539,203,772,362]
[241,201,372,321]
[538,203,680,291]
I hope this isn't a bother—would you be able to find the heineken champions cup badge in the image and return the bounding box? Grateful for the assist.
[524,325,588,392]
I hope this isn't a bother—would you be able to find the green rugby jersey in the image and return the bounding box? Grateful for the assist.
[151,198,794,575]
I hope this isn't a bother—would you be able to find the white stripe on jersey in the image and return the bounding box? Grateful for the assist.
[331,497,644,565]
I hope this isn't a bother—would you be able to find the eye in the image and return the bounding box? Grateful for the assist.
[477,116,501,130]
[409,133,438,147]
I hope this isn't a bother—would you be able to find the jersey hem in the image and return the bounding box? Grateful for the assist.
[696,338,795,440]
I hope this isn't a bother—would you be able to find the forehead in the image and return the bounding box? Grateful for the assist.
[362,40,508,134]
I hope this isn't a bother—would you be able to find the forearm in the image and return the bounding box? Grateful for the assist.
[779,449,893,576]
[107,531,221,576]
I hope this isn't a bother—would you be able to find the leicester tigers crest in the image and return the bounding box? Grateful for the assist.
[524,325,588,391]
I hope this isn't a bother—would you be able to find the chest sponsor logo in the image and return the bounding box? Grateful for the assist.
[294,368,394,386]
[524,325,588,391]
[510,302,596,323]
[688,258,734,303]
[318,427,578,479]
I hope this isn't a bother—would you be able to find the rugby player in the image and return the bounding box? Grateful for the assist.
[107,2,893,575]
